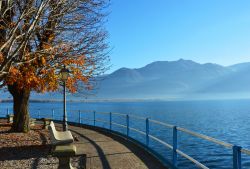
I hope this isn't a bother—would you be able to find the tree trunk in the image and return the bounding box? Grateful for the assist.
[8,84,31,133]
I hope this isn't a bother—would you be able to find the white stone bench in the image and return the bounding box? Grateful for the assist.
[49,121,81,169]
[6,114,14,123]
[48,121,74,146]
[30,118,36,126]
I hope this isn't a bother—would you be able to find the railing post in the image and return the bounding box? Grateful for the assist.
[146,118,149,146]
[126,115,129,137]
[7,108,9,116]
[38,109,40,119]
[78,110,81,124]
[233,145,242,169]
[173,126,177,166]
[109,112,112,130]
[93,111,96,126]
[52,109,54,119]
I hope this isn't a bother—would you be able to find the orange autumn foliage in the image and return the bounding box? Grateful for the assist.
[5,52,93,94]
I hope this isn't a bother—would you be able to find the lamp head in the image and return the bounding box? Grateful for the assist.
[60,66,70,81]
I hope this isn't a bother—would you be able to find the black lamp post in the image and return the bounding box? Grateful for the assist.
[60,66,70,131]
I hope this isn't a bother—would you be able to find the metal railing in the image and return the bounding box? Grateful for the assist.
[2,108,250,169]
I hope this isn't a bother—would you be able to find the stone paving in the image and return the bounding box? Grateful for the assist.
[66,124,167,169]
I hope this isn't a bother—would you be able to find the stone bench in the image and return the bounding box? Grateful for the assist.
[48,121,74,145]
[30,118,36,126]
[49,121,78,169]
[6,114,14,123]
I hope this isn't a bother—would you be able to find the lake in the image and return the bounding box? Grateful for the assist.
[1,99,250,169]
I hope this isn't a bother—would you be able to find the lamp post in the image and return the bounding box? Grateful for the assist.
[60,66,70,131]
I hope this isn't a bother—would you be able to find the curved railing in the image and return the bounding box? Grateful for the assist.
[1,108,250,169]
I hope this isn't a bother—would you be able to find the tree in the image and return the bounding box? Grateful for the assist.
[1,0,109,132]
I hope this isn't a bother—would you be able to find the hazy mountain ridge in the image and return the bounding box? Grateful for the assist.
[95,59,250,100]
[228,62,250,72]
[1,59,250,101]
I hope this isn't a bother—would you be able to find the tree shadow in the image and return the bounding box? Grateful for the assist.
[0,129,51,161]
[0,129,12,134]
[0,144,50,161]
[0,123,11,127]
[0,123,12,133]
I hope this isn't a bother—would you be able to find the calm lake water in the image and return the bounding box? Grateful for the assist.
[1,99,250,169]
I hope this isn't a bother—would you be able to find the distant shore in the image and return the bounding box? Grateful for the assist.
[0,99,62,103]
[0,98,166,103]
[1,97,250,103]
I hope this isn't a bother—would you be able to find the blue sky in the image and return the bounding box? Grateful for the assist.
[106,0,250,72]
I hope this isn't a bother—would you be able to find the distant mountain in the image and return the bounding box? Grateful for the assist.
[196,63,250,95]
[228,62,250,72]
[2,59,250,101]
[94,59,238,100]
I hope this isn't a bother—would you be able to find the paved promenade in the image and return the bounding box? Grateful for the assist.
[65,124,167,169]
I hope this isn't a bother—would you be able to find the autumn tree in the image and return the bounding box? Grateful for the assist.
[1,0,109,132]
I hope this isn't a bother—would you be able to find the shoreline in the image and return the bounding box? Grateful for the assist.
[1,97,250,103]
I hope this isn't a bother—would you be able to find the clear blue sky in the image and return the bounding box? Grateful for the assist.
[106,0,250,72]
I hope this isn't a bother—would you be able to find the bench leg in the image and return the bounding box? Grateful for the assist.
[43,121,50,129]
[58,157,76,169]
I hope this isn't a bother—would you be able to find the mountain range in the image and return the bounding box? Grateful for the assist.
[1,59,250,101]
[94,59,250,100]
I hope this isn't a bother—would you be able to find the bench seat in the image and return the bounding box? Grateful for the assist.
[52,144,76,157]
[48,121,74,145]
